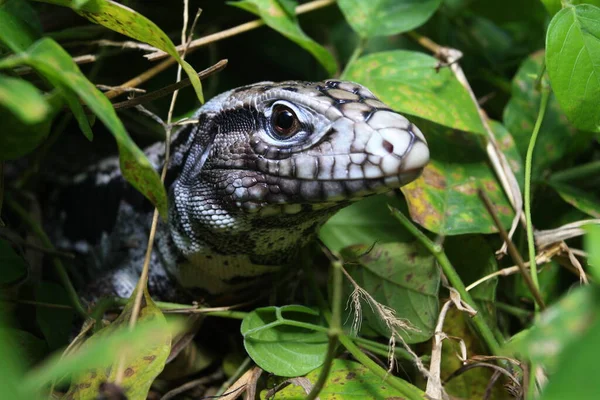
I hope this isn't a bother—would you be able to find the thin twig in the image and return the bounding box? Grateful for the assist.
[0,228,75,259]
[145,0,336,61]
[111,59,227,110]
[478,189,546,310]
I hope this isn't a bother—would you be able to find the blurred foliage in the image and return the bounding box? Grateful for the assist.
[0,0,599,399]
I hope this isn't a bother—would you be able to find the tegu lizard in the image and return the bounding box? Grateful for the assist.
[56,80,430,302]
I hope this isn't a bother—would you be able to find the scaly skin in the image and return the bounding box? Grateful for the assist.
[64,80,430,301]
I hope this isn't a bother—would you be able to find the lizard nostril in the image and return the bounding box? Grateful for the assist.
[382,140,394,154]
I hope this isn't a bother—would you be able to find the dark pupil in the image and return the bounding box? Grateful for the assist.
[275,109,295,131]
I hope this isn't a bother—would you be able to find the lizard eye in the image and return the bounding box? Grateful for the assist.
[271,104,300,138]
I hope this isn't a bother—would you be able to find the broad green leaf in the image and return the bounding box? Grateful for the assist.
[267,359,419,399]
[546,4,600,132]
[319,194,412,253]
[341,242,439,343]
[0,239,28,286]
[0,38,167,216]
[343,50,485,134]
[549,181,600,218]
[4,329,47,368]
[241,305,329,377]
[585,224,600,281]
[33,0,204,103]
[337,0,442,38]
[542,0,600,17]
[507,285,598,372]
[0,7,92,143]
[0,0,42,41]
[540,303,600,400]
[0,320,29,400]
[400,120,514,235]
[0,7,36,52]
[0,74,50,124]
[503,51,593,178]
[230,0,337,75]
[0,105,54,160]
[35,282,73,350]
[445,235,498,325]
[64,288,172,400]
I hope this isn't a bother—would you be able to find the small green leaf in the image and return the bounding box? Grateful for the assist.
[268,359,417,398]
[4,329,47,368]
[506,285,598,372]
[585,224,600,281]
[33,0,204,103]
[546,4,600,132]
[241,305,329,377]
[400,120,514,235]
[549,181,600,218]
[64,288,172,400]
[35,282,74,350]
[541,0,600,17]
[230,0,337,75]
[319,194,412,253]
[0,239,28,286]
[0,38,167,215]
[0,75,50,124]
[341,242,440,343]
[343,50,485,134]
[337,0,442,38]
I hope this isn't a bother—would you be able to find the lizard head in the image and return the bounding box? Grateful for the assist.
[170,80,429,256]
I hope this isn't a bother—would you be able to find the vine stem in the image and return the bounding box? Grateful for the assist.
[340,37,367,78]
[524,85,551,296]
[389,206,501,356]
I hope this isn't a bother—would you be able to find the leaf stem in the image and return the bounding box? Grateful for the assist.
[341,37,367,78]
[389,206,501,355]
[524,85,551,299]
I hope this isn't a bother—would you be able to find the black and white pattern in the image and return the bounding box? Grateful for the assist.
[58,80,430,302]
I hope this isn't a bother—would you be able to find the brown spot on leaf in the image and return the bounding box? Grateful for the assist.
[421,166,446,190]
[405,273,414,283]
[346,372,356,380]
[144,355,157,363]
[124,367,135,377]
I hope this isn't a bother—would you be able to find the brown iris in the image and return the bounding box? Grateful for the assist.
[271,104,300,138]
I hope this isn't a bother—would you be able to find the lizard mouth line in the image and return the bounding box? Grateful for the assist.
[205,166,424,182]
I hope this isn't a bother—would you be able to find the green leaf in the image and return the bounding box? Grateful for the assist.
[33,0,204,103]
[63,288,172,400]
[343,50,485,134]
[400,120,514,235]
[546,4,600,132]
[230,0,337,76]
[0,239,28,286]
[0,74,50,124]
[341,242,439,343]
[267,359,415,399]
[503,51,593,178]
[506,285,599,372]
[0,7,36,52]
[542,0,600,17]
[4,329,47,368]
[585,224,600,281]
[241,305,329,377]
[35,282,74,350]
[319,194,412,253]
[540,299,600,399]
[549,181,600,218]
[337,0,442,38]
[0,321,30,400]
[0,104,54,160]
[0,0,42,41]
[0,38,167,215]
